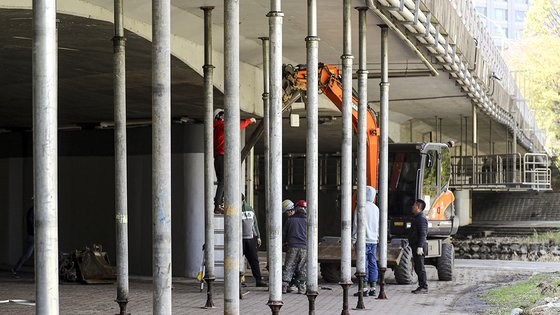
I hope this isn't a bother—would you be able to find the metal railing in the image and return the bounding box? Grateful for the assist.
[256,152,551,192]
[450,153,551,191]
[523,153,552,191]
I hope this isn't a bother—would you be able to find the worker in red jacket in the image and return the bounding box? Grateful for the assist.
[213,108,256,214]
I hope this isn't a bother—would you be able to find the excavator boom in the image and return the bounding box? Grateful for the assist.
[283,63,380,189]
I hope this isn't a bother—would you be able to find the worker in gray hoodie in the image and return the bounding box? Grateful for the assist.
[241,194,267,287]
[352,186,379,296]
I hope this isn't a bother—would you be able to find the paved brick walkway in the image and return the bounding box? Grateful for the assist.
[0,261,539,314]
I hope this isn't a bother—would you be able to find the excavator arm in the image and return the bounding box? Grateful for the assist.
[283,63,380,189]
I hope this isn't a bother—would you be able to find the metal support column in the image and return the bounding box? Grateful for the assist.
[513,118,518,182]
[459,115,463,174]
[472,104,478,184]
[247,149,255,207]
[306,0,320,313]
[258,36,271,270]
[435,116,438,143]
[464,116,468,157]
[377,25,389,300]
[201,6,216,309]
[409,120,413,142]
[113,0,129,313]
[239,130,246,295]
[152,0,172,313]
[511,127,517,154]
[340,0,354,312]
[439,118,443,143]
[33,0,59,313]
[268,0,284,313]
[506,127,510,154]
[489,119,492,154]
[357,5,370,312]
[224,0,241,313]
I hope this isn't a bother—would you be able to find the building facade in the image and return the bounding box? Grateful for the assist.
[474,0,531,49]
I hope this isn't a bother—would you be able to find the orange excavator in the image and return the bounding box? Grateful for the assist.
[280,63,458,284]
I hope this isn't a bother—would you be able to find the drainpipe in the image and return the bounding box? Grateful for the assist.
[113,0,129,313]
[306,0,320,313]
[267,0,284,313]
[377,25,389,300]
[33,0,59,312]
[152,0,172,313]
[201,6,216,309]
[340,0,354,313]
[224,0,241,313]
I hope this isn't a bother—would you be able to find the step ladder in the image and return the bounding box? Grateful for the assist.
[214,214,225,281]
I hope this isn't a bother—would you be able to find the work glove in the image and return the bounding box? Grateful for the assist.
[250,117,257,124]
[417,247,424,256]
[257,238,262,248]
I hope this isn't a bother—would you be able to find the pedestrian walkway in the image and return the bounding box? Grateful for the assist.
[0,260,539,314]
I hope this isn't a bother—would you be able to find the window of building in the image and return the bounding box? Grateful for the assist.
[501,26,509,37]
[476,6,487,16]
[491,25,508,38]
[495,8,508,21]
[516,10,526,22]
[516,0,529,4]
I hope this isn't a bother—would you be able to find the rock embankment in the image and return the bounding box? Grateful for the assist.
[453,239,560,261]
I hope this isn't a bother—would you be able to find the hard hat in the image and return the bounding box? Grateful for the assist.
[282,199,294,213]
[296,200,307,208]
[214,108,224,120]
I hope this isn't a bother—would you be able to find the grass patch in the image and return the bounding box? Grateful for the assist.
[522,231,560,244]
[482,273,560,315]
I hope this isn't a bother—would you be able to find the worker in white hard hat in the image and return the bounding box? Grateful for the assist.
[213,108,256,214]
[282,199,295,217]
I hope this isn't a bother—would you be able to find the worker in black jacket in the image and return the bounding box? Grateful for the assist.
[408,199,428,294]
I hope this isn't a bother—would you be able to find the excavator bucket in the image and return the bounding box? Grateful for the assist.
[73,244,116,284]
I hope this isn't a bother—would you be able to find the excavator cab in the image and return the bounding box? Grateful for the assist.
[388,142,458,238]
[386,142,457,284]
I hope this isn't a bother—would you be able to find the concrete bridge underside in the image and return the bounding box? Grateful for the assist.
[0,0,538,155]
